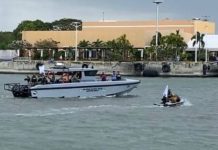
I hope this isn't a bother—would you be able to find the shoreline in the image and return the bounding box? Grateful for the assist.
[0,61,218,77]
[0,69,217,78]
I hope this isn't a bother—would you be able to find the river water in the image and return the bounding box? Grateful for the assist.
[0,74,218,150]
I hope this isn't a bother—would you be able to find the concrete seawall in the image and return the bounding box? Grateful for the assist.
[0,60,218,77]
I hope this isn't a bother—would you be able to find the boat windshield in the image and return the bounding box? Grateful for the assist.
[84,70,98,76]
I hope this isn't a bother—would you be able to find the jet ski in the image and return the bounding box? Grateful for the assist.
[155,85,184,107]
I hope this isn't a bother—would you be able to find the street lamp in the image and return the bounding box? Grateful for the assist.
[153,0,163,60]
[71,22,81,61]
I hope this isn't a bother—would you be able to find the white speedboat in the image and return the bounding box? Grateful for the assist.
[4,67,140,98]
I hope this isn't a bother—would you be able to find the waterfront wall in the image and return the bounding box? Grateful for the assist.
[0,60,218,76]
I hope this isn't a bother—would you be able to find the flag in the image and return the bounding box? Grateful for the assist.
[163,85,168,97]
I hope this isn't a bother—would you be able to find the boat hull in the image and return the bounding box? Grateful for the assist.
[154,99,185,107]
[163,98,185,107]
[30,79,140,98]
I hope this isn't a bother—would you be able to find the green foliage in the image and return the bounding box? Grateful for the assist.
[13,18,82,40]
[8,40,32,50]
[32,49,41,60]
[150,32,162,46]
[34,39,59,49]
[191,31,206,61]
[0,32,15,49]
[13,20,53,40]
[91,39,105,48]
[34,39,59,60]
[191,31,205,48]
[149,30,187,61]
[144,46,156,61]
[106,34,133,61]
[52,18,82,31]
[78,40,91,48]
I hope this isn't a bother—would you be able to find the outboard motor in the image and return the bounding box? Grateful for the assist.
[12,84,31,97]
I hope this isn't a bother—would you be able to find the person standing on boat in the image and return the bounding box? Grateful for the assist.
[111,71,117,81]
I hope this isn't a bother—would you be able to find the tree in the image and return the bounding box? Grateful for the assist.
[78,40,91,48]
[34,39,59,60]
[0,32,15,49]
[78,40,91,60]
[150,32,162,46]
[105,40,118,61]
[105,35,133,61]
[191,31,205,49]
[191,31,205,61]
[91,39,106,60]
[116,34,133,61]
[52,18,82,31]
[8,40,32,49]
[8,40,32,57]
[144,46,156,61]
[149,31,187,61]
[162,30,187,60]
[13,20,52,40]
[91,39,105,48]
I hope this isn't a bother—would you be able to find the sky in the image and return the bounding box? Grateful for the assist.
[0,0,217,33]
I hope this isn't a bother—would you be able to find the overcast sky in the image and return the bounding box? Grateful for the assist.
[0,0,217,32]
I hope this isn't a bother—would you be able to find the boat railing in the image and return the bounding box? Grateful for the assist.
[4,83,20,91]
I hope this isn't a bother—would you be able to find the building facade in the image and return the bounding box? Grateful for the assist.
[22,19,215,60]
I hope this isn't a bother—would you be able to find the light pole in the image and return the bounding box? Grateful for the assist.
[205,25,208,62]
[153,0,163,60]
[203,16,210,62]
[72,22,81,61]
[195,31,198,63]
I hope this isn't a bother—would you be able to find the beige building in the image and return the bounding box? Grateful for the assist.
[22,19,215,59]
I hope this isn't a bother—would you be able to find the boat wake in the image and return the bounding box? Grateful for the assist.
[182,98,192,106]
[14,99,193,117]
[14,104,157,117]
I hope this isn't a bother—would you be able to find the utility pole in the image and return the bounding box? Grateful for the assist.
[71,22,81,61]
[153,0,163,61]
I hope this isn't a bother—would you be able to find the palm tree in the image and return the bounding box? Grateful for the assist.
[191,31,205,49]
[163,30,187,60]
[191,31,205,61]
[116,34,133,61]
[78,40,90,48]
[78,40,91,60]
[91,39,104,48]
[150,32,162,46]
[91,39,105,60]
